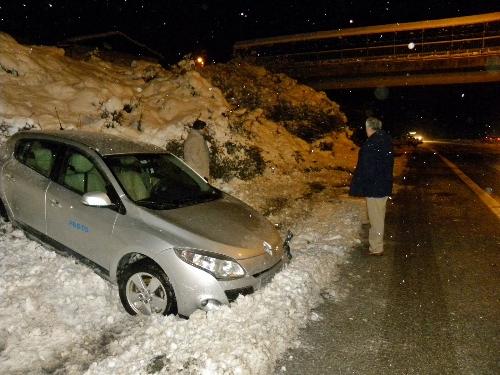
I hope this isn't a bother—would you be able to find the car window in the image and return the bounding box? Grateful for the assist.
[15,139,59,178]
[60,150,107,195]
[104,153,221,209]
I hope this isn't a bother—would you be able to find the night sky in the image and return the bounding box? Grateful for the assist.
[1,1,499,138]
[1,0,498,62]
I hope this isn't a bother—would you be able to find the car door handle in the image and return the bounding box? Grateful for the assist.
[5,173,15,182]
[49,198,62,208]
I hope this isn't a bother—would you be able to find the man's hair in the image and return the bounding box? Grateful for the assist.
[193,119,206,130]
[365,117,382,131]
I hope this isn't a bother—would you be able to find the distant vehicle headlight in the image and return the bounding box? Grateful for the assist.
[174,248,245,280]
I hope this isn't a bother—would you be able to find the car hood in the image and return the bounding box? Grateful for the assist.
[145,194,283,259]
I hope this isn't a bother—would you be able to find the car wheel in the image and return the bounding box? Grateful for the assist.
[119,260,177,316]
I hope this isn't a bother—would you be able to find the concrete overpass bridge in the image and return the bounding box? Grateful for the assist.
[233,13,500,90]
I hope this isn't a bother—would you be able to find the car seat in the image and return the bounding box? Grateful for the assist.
[64,154,106,194]
[115,157,150,201]
[33,147,54,176]
[26,142,54,176]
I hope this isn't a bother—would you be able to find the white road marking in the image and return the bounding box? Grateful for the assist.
[429,148,500,220]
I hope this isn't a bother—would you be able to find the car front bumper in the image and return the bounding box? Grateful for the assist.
[161,249,289,317]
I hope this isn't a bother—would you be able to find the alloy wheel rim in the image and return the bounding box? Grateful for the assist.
[125,272,168,315]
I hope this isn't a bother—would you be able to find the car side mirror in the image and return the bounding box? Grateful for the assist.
[81,192,114,207]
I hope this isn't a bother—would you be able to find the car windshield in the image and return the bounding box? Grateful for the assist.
[104,153,220,209]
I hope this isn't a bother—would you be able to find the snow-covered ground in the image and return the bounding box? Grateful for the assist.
[0,198,364,374]
[0,33,369,374]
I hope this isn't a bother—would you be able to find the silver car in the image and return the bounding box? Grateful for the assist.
[0,131,291,317]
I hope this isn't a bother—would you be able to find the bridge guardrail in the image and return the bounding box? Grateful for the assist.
[235,13,500,66]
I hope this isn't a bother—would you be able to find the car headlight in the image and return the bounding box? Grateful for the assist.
[174,248,245,280]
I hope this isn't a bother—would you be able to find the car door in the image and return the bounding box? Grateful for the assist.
[1,139,59,234]
[46,147,119,272]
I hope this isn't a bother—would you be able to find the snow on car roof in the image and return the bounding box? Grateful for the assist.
[13,130,165,156]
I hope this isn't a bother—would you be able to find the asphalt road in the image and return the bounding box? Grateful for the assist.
[276,142,500,374]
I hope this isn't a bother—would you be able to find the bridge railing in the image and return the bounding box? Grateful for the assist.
[270,35,500,64]
[234,13,500,64]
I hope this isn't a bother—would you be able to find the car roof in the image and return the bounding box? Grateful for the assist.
[12,130,165,156]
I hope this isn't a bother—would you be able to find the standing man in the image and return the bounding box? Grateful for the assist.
[183,119,210,181]
[350,117,394,256]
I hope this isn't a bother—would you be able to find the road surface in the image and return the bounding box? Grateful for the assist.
[276,142,499,374]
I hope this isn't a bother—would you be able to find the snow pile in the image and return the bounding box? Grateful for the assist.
[0,199,363,374]
[0,225,128,373]
[0,33,228,147]
[201,60,346,143]
[0,32,357,184]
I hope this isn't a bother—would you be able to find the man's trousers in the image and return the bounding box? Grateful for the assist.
[366,197,388,254]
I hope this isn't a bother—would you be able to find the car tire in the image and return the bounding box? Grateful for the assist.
[119,260,177,316]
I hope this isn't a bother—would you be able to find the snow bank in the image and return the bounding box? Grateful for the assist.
[0,33,228,147]
[0,199,364,374]
[0,225,127,373]
[0,33,357,182]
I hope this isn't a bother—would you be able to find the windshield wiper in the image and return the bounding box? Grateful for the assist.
[173,191,219,205]
[135,200,180,210]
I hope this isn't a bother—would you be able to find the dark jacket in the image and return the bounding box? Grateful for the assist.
[349,130,394,197]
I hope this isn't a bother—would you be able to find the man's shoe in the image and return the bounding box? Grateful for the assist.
[368,251,384,256]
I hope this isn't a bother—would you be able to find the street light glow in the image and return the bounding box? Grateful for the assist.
[196,56,205,67]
